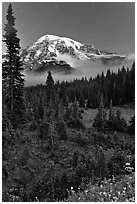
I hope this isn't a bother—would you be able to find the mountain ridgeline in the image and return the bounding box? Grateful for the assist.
[3,34,134,86]
[21,34,131,75]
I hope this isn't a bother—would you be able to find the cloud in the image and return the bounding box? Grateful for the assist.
[24,54,134,86]
[125,53,135,61]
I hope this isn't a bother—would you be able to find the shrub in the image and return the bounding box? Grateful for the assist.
[92,96,107,131]
[38,119,49,139]
[106,109,127,132]
[107,150,126,176]
[56,117,68,140]
[128,114,135,135]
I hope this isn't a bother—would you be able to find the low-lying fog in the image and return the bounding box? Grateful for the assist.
[24,56,134,86]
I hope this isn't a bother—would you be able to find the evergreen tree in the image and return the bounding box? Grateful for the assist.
[55,102,68,140]
[108,150,125,176]
[72,98,84,129]
[46,71,55,103]
[3,4,25,129]
[109,99,114,120]
[2,103,12,133]
[65,96,71,120]
[116,108,121,121]
[39,116,49,139]
[39,102,54,139]
[131,62,135,102]
[101,71,105,95]
[47,122,58,151]
[37,100,44,121]
[106,99,117,131]
[115,109,127,132]
[128,114,135,135]
[72,150,79,168]
[93,95,107,131]
[73,98,79,119]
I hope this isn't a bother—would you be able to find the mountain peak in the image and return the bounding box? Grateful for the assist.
[21,34,127,74]
[35,34,84,50]
[36,34,60,43]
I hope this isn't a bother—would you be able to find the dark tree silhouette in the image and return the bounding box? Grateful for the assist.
[3,4,25,129]
[46,71,55,102]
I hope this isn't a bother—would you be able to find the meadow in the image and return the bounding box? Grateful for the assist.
[83,105,135,128]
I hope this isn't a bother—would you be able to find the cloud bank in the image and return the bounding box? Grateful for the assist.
[24,55,134,86]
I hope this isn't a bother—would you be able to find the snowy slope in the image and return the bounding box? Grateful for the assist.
[20,34,127,73]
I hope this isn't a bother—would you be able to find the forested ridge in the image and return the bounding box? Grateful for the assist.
[25,63,135,112]
[2,4,135,202]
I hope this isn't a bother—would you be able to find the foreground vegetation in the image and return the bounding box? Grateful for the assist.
[2,4,135,202]
[66,173,135,202]
[2,96,135,201]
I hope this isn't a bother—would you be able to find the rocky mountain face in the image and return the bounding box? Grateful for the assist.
[21,34,126,73]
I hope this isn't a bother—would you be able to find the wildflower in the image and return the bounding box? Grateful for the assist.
[101,197,104,201]
[108,178,111,182]
[84,189,89,196]
[108,193,111,198]
[35,196,39,201]
[122,190,126,195]
[70,186,75,194]
[10,195,20,202]
[104,177,107,184]
[110,182,113,185]
[117,191,120,195]
[129,197,135,201]
[100,184,103,188]
[113,196,118,201]
[125,198,129,202]
[112,175,115,182]
[103,191,107,196]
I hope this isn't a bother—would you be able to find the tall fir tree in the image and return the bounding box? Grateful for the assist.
[47,121,58,151]
[93,95,107,131]
[3,4,25,129]
[55,102,68,140]
[46,71,55,103]
[109,99,114,120]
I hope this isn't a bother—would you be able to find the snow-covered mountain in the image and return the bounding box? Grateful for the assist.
[2,34,134,86]
[21,34,127,73]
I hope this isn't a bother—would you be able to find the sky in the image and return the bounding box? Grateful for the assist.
[2,2,135,55]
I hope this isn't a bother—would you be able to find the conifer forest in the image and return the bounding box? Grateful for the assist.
[2,4,135,202]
